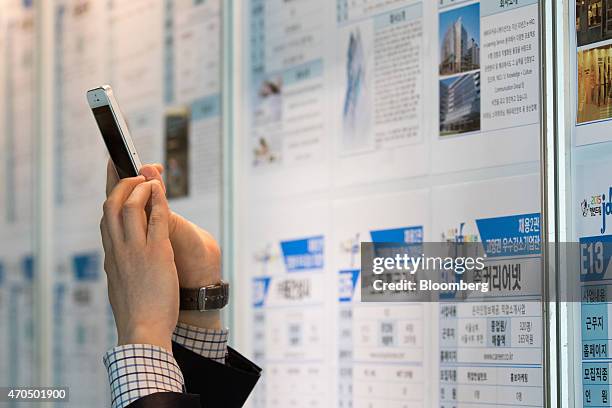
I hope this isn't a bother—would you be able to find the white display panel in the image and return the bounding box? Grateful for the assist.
[573,158,612,408]
[246,199,333,408]
[432,175,543,407]
[46,0,224,404]
[0,238,36,399]
[237,1,544,407]
[54,0,109,217]
[433,0,541,174]
[2,0,35,229]
[164,0,223,235]
[331,0,429,186]
[52,232,115,407]
[0,0,38,398]
[332,192,432,408]
[241,0,334,199]
[109,0,164,164]
[565,1,612,407]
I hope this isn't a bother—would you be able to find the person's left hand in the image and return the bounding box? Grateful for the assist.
[106,161,222,290]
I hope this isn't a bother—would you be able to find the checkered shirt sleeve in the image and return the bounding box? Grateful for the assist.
[103,344,184,408]
[103,325,229,408]
[172,322,229,363]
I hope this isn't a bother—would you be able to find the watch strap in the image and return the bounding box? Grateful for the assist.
[180,281,229,311]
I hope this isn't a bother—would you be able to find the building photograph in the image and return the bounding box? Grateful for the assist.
[577,43,612,123]
[439,2,480,76]
[576,0,612,47]
[439,72,481,136]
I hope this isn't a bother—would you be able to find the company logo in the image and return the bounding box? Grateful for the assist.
[580,194,603,218]
[600,188,612,234]
[253,244,280,274]
[441,222,479,243]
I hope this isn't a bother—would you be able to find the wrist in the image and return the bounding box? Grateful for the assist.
[179,272,222,289]
[118,326,173,354]
[178,310,222,330]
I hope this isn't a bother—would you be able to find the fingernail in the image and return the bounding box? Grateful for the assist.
[140,166,157,180]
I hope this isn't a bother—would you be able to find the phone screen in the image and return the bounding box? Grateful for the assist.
[92,105,138,179]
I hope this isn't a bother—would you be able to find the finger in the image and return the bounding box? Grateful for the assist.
[122,181,154,243]
[139,164,166,193]
[100,216,115,275]
[147,180,170,243]
[103,176,146,243]
[106,160,120,197]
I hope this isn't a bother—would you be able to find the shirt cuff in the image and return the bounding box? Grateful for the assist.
[103,344,184,408]
[172,322,229,363]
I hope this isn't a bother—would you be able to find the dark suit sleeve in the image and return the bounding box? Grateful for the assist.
[127,341,262,408]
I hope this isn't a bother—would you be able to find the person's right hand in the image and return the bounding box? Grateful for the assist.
[106,161,221,287]
[100,175,179,353]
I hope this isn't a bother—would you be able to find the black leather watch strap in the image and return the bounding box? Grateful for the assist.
[179,281,229,311]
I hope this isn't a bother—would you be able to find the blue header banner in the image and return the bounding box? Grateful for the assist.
[253,277,271,308]
[23,256,34,281]
[281,236,324,272]
[476,213,541,257]
[370,226,423,243]
[339,269,360,303]
[580,235,612,282]
[73,253,101,282]
[191,94,221,121]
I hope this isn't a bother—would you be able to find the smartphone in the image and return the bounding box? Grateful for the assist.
[87,85,141,178]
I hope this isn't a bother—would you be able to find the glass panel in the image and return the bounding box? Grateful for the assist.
[50,0,224,404]
[565,0,612,406]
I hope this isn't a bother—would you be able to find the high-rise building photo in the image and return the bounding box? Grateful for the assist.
[439,3,480,76]
[439,72,481,136]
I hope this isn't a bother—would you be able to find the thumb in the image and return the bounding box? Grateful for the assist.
[140,164,166,193]
[147,181,170,242]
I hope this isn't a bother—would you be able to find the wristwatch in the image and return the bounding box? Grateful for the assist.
[179,281,230,311]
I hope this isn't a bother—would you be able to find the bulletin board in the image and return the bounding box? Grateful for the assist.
[233,1,544,407]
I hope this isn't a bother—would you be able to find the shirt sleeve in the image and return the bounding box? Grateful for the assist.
[102,344,184,408]
[103,325,229,408]
[171,322,229,363]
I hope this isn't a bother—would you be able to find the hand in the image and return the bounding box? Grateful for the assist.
[100,173,179,352]
[106,161,222,287]
[106,161,223,329]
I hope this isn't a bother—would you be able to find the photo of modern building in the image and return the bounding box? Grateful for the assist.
[439,72,481,136]
[439,3,480,76]
[576,0,612,47]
